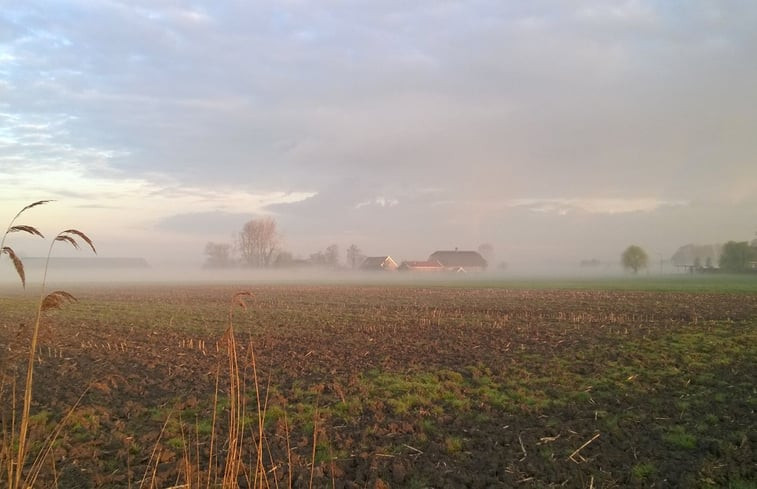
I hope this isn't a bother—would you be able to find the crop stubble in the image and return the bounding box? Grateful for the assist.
[0,285,755,488]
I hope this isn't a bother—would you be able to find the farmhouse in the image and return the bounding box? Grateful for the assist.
[428,250,487,272]
[359,256,399,271]
[398,260,444,272]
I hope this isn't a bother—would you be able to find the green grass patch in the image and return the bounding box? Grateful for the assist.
[728,480,757,489]
[664,426,698,450]
[444,436,463,454]
[631,462,656,480]
[166,436,185,450]
[195,418,214,436]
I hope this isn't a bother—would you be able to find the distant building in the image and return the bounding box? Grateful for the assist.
[398,260,444,272]
[359,256,399,271]
[670,244,722,269]
[428,250,487,272]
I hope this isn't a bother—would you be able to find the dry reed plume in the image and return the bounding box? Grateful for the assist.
[0,200,52,288]
[40,290,78,311]
[1,202,96,489]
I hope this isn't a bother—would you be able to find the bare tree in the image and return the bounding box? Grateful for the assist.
[309,250,326,265]
[203,241,232,268]
[325,244,339,267]
[274,250,294,268]
[237,217,279,268]
[309,244,340,268]
[346,244,364,269]
[478,243,494,266]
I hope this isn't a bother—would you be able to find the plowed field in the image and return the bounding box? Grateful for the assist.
[1,284,755,488]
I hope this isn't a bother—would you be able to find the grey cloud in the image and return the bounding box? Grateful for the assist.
[6,2,756,197]
[3,1,757,265]
[155,211,254,236]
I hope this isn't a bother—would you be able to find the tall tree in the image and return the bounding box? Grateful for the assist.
[309,244,340,268]
[237,217,279,268]
[309,250,326,265]
[477,243,494,265]
[719,241,755,272]
[346,244,364,269]
[325,244,339,267]
[621,245,648,274]
[203,241,232,268]
[274,250,294,268]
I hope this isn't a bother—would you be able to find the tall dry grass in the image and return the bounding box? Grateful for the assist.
[1,202,96,489]
[2,203,321,488]
[154,291,322,489]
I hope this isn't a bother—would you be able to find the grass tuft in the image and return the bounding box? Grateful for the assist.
[631,462,656,480]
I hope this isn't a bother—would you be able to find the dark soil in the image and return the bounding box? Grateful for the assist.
[1,285,755,488]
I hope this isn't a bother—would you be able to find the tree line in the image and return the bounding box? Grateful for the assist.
[203,218,366,269]
[621,237,757,274]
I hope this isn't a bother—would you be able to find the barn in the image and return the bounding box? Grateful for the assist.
[398,260,444,272]
[428,250,487,272]
[359,256,399,271]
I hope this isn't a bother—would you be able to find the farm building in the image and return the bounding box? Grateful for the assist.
[670,243,722,268]
[359,256,399,271]
[398,260,444,272]
[428,250,487,272]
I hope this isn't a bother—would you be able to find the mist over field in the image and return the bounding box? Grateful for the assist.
[0,256,698,293]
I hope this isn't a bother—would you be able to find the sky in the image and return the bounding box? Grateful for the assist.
[1,0,756,270]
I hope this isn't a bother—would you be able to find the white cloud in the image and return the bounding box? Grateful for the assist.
[355,197,399,209]
[508,198,689,215]
[0,162,315,238]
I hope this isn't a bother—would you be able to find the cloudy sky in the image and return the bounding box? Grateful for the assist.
[1,0,756,269]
